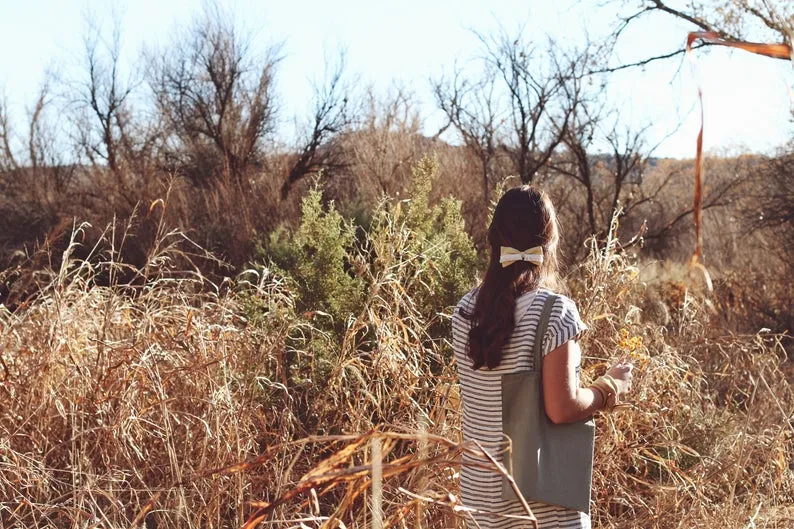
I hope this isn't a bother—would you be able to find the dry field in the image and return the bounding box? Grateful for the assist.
[2,160,794,529]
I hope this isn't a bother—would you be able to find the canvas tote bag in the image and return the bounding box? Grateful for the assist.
[501,293,595,514]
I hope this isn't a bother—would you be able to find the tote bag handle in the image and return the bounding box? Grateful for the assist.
[501,293,595,513]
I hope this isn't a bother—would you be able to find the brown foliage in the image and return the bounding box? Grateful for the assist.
[2,215,793,528]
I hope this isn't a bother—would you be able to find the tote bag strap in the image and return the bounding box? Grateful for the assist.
[503,291,595,513]
[533,293,558,373]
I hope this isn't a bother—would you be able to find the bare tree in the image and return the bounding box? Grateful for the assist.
[27,86,57,176]
[604,125,648,218]
[436,27,598,191]
[78,22,133,177]
[280,52,354,200]
[487,31,593,184]
[634,154,746,257]
[67,16,166,214]
[0,84,75,259]
[547,88,652,254]
[434,64,502,205]
[1,84,73,199]
[343,85,423,199]
[604,0,794,73]
[0,94,20,173]
[150,6,281,190]
[745,148,794,254]
[550,97,603,236]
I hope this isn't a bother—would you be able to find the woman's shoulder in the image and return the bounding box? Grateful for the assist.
[535,289,588,354]
[536,288,580,311]
[452,288,481,329]
[513,288,578,325]
[455,287,479,312]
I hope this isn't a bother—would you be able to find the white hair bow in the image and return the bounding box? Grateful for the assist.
[499,246,544,268]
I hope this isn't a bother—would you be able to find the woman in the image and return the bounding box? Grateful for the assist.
[452,186,633,529]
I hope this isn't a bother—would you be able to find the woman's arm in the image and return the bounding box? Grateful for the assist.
[543,340,633,424]
[542,339,603,424]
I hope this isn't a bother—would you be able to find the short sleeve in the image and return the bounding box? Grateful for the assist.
[542,294,588,356]
[451,290,476,363]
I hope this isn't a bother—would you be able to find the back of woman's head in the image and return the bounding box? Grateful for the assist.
[466,185,560,370]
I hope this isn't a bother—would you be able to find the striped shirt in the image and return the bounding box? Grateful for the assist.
[453,287,590,529]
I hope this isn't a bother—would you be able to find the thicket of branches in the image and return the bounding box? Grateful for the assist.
[0,1,792,275]
[1,1,793,320]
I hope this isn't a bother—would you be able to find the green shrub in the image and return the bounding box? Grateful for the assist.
[259,187,364,330]
[368,155,479,337]
[256,156,478,342]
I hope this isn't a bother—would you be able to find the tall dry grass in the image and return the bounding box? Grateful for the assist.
[2,181,793,528]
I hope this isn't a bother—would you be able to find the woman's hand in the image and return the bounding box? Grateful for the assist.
[605,362,634,396]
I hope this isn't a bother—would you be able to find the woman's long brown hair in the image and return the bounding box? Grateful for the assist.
[466,185,560,370]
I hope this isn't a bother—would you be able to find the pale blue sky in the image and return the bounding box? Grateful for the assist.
[1,0,793,159]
